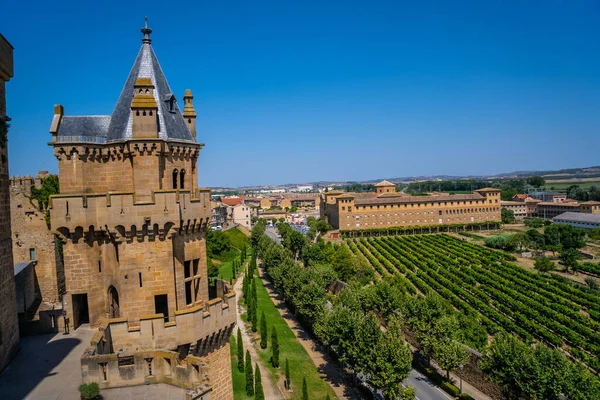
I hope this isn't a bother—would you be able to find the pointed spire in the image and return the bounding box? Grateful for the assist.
[141,16,152,44]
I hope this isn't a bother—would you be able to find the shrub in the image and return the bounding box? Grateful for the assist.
[440,381,460,397]
[78,383,99,399]
[459,393,475,400]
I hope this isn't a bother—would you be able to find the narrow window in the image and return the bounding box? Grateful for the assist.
[29,248,36,260]
[143,110,147,116]
[180,169,185,189]
[149,110,153,116]
[98,260,102,273]
[136,110,140,116]
[139,272,143,287]
[172,169,178,189]
[66,201,69,216]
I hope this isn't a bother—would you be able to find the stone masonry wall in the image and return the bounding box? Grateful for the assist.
[203,339,234,400]
[0,33,19,373]
[10,178,62,304]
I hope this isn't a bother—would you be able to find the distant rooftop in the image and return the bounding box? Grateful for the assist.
[554,212,600,224]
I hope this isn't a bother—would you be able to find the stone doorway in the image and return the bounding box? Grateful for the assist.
[107,286,120,319]
[72,293,89,329]
[154,294,168,322]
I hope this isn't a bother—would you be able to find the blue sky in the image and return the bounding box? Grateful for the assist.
[3,0,600,187]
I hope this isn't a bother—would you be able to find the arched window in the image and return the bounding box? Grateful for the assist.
[136,110,140,116]
[149,110,153,116]
[172,169,178,189]
[180,169,185,189]
[143,110,147,116]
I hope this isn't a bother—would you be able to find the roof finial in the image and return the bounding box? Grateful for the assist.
[141,16,152,44]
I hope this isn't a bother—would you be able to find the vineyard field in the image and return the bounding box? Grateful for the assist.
[346,234,600,371]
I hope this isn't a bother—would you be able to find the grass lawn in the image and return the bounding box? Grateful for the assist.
[242,274,337,400]
[230,335,253,400]
[224,228,250,250]
[216,250,240,282]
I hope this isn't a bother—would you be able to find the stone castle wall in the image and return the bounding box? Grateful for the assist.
[82,292,235,399]
[10,176,63,305]
[0,33,19,373]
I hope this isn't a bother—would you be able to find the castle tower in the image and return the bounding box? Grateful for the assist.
[47,19,234,399]
[183,89,197,140]
[0,33,19,374]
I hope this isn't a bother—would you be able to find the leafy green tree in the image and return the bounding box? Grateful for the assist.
[237,328,244,372]
[366,317,412,400]
[527,176,545,187]
[260,311,268,349]
[302,377,308,400]
[251,222,266,248]
[435,340,470,381]
[245,350,254,396]
[501,208,516,224]
[271,327,280,367]
[559,248,581,273]
[30,174,59,211]
[326,395,331,400]
[285,358,290,389]
[544,224,586,250]
[254,363,264,400]
[400,386,416,400]
[534,256,555,274]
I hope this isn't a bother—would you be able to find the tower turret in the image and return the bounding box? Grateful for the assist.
[131,77,158,138]
[183,89,196,140]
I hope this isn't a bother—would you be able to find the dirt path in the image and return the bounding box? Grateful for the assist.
[234,276,286,399]
[257,266,362,400]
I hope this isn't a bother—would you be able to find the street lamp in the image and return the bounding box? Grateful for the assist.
[458,364,464,394]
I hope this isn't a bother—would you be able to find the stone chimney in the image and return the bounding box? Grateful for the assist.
[183,89,196,140]
[49,104,63,142]
[131,77,158,138]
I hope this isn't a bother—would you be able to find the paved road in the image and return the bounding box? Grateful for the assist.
[405,369,452,400]
[265,227,281,244]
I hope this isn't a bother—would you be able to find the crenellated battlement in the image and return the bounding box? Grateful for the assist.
[50,188,211,242]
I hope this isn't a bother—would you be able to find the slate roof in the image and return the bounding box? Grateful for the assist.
[56,28,194,144]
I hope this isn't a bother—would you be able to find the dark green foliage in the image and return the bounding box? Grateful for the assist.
[245,350,254,396]
[251,280,258,332]
[271,327,280,368]
[237,328,244,372]
[481,333,600,400]
[534,256,555,273]
[260,311,267,349]
[544,224,586,250]
[30,174,59,225]
[302,377,308,400]
[78,382,99,399]
[205,229,232,259]
[285,358,290,389]
[527,176,545,187]
[559,248,581,272]
[254,363,264,400]
[501,208,515,224]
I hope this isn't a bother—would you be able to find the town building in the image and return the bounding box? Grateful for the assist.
[211,201,229,228]
[500,201,527,220]
[529,192,567,203]
[553,212,600,230]
[321,182,501,230]
[532,202,581,219]
[46,21,234,398]
[231,203,253,229]
[0,32,19,374]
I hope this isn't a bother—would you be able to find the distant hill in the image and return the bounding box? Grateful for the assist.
[210,165,600,191]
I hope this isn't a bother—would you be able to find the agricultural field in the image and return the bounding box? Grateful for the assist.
[544,179,600,192]
[346,234,600,371]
